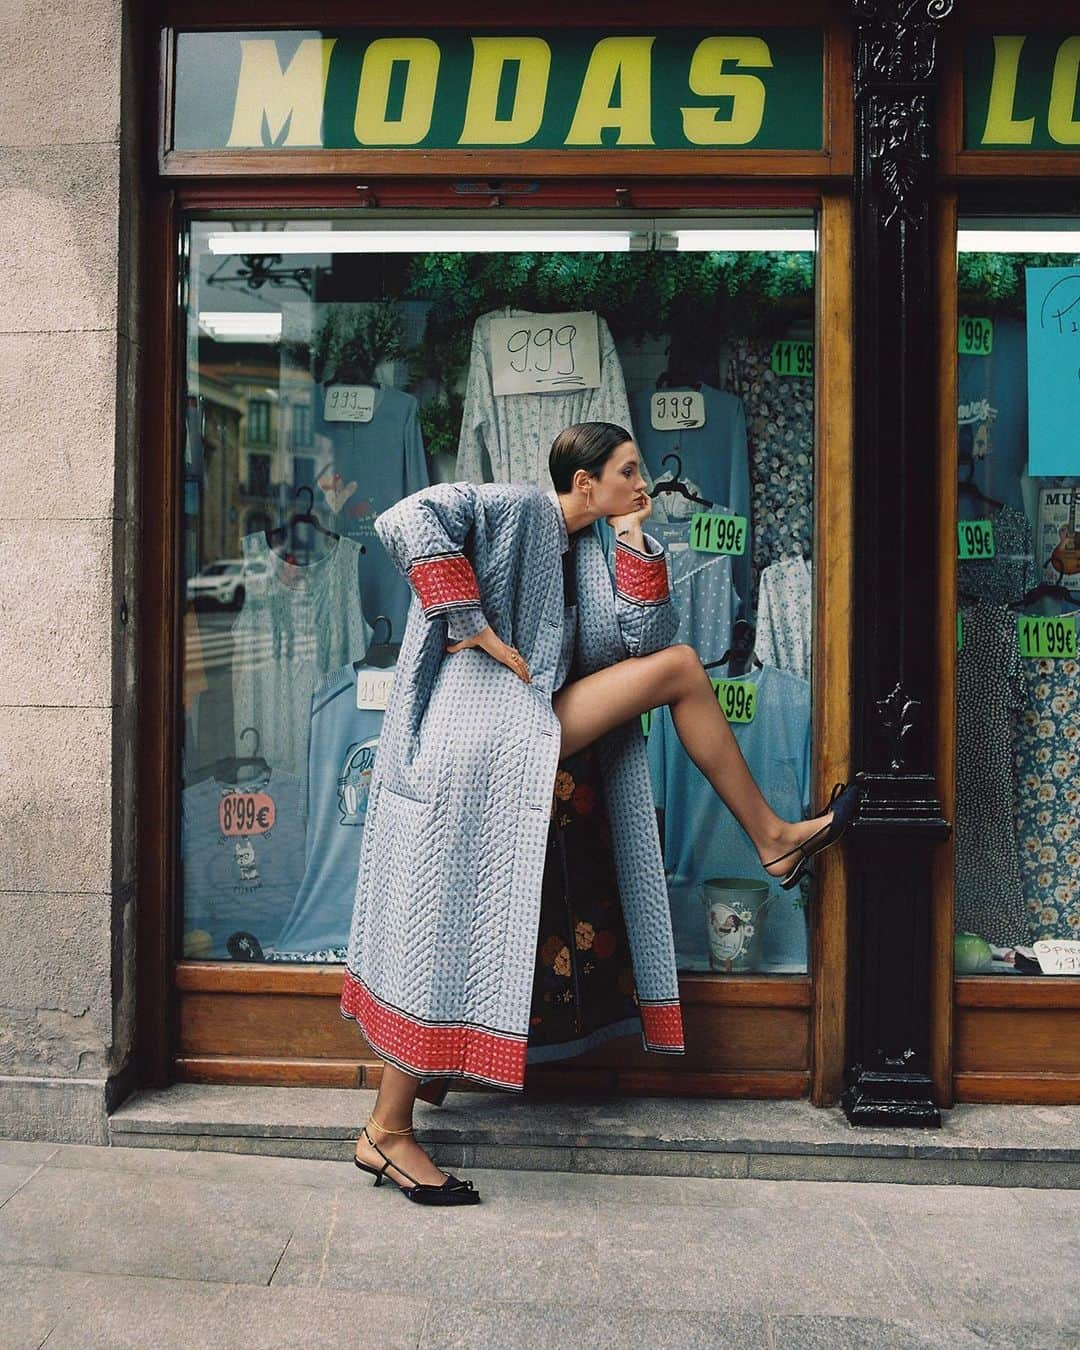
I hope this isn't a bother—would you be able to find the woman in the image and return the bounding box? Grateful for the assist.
[343,422,861,1205]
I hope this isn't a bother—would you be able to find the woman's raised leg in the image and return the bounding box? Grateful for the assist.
[551,644,829,876]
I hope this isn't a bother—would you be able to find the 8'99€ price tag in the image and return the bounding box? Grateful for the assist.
[711,678,757,723]
[690,511,748,556]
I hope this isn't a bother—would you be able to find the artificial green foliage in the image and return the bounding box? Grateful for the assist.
[958,252,1080,318]
[311,302,407,384]
[404,249,815,428]
[419,393,465,459]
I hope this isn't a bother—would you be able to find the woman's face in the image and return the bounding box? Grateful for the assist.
[591,441,648,517]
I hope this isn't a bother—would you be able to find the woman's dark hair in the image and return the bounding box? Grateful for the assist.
[548,422,634,493]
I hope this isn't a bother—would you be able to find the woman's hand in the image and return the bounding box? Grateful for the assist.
[607,490,652,549]
[446,625,531,683]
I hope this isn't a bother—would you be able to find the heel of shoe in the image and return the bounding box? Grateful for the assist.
[353,1156,384,1187]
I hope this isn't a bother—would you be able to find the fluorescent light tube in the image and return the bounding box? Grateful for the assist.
[958,230,1080,253]
[198,312,283,341]
[207,229,640,255]
[668,228,816,252]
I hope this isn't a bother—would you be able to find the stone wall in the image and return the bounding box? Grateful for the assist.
[0,0,141,1141]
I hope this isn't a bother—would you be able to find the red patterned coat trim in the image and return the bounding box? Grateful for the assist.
[340,968,528,1090]
[407,551,481,616]
[639,1000,685,1051]
[615,540,670,607]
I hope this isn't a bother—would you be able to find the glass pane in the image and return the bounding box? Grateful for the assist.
[179,215,816,976]
[955,220,1080,977]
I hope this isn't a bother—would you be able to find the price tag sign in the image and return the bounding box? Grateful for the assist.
[357,668,395,711]
[711,678,757,723]
[770,341,814,378]
[650,391,705,430]
[689,511,748,556]
[957,519,996,559]
[640,710,653,737]
[324,385,375,423]
[958,316,994,356]
[490,311,601,396]
[1033,939,1080,975]
[219,792,275,837]
[1016,614,1078,659]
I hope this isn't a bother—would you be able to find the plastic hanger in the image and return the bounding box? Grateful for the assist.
[704,620,762,676]
[647,453,714,509]
[210,726,271,786]
[266,485,339,556]
[357,615,400,670]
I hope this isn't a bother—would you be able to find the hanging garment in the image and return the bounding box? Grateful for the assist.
[958,504,1035,607]
[954,603,1030,948]
[723,338,814,598]
[231,533,372,780]
[340,481,684,1090]
[646,665,812,972]
[181,769,305,959]
[311,384,431,641]
[647,520,738,666]
[957,316,1028,514]
[1012,620,1080,944]
[630,383,752,607]
[754,556,813,680]
[269,663,385,960]
[455,310,634,486]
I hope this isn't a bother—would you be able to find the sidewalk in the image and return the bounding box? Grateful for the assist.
[1,1137,1077,1349]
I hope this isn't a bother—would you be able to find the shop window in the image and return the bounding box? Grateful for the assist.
[954,218,1080,979]
[180,214,818,975]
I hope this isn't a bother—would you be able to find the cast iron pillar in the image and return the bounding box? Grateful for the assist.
[843,1,954,1127]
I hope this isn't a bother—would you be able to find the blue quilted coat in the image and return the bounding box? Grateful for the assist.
[340,481,685,1089]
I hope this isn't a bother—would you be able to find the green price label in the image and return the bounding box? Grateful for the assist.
[957,519,996,559]
[1017,615,1078,660]
[640,709,653,737]
[958,317,994,356]
[711,678,758,723]
[770,340,814,377]
[690,512,748,556]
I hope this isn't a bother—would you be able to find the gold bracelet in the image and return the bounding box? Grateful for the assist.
[367,1115,414,1135]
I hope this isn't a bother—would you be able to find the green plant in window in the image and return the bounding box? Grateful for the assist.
[311,302,408,384]
[419,393,465,458]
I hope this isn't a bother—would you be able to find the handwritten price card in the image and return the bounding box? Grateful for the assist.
[689,511,748,556]
[1016,614,1078,659]
[356,668,395,711]
[711,679,757,723]
[1033,939,1080,975]
[324,385,375,423]
[1026,268,1080,475]
[490,312,601,396]
[219,792,275,836]
[650,391,705,430]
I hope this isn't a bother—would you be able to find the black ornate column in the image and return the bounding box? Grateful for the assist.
[842,1,953,1127]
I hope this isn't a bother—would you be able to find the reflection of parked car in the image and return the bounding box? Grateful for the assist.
[185,558,268,609]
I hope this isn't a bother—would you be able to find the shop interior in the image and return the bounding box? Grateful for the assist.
[178,213,819,999]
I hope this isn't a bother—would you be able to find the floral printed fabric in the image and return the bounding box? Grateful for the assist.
[527,744,641,1060]
[723,338,813,601]
[1013,644,1080,943]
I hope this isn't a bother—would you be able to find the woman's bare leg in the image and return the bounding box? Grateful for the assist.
[354,1064,450,1187]
[552,644,829,875]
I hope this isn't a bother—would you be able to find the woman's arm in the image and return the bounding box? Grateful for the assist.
[610,529,679,658]
[373,482,487,640]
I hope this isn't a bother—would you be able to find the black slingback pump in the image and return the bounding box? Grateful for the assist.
[765,781,865,891]
[353,1122,481,1206]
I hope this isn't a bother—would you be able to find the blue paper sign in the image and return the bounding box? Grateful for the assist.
[1026,267,1080,477]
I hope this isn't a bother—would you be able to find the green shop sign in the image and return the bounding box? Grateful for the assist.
[966,33,1080,150]
[171,29,823,153]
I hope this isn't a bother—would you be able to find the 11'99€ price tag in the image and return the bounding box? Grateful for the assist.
[957,519,996,559]
[690,511,748,555]
[711,678,757,723]
[1017,614,1078,659]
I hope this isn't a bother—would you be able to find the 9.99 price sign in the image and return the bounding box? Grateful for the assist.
[219,792,276,837]
[711,678,757,723]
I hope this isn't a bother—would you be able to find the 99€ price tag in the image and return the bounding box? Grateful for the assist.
[711,678,757,723]
[690,511,748,555]
[957,519,996,559]
[958,317,993,356]
[219,792,275,837]
[1017,614,1078,660]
